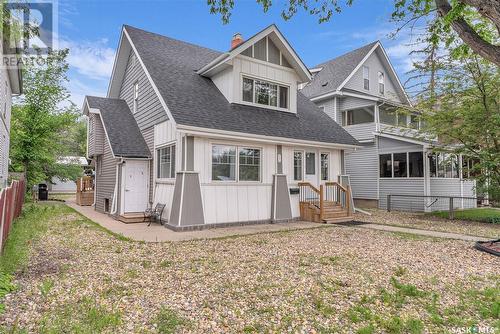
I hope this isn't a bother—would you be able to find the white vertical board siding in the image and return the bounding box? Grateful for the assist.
[345,143,378,199]
[232,55,300,113]
[344,49,404,104]
[153,183,175,220]
[211,67,234,103]
[154,120,176,147]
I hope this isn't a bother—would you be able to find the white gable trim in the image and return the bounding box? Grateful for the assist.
[197,24,311,83]
[337,42,380,92]
[337,42,411,106]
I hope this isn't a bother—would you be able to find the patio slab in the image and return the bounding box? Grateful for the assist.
[65,198,327,242]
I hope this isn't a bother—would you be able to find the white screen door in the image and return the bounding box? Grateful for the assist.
[123,160,149,213]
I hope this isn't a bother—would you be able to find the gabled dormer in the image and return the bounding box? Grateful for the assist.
[197,25,311,114]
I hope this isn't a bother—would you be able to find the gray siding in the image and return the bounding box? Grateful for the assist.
[338,96,376,141]
[345,142,378,199]
[339,96,375,111]
[95,139,117,213]
[119,51,168,131]
[378,137,423,154]
[344,48,405,104]
[142,126,154,202]
[88,114,105,157]
[379,179,425,211]
[317,98,339,124]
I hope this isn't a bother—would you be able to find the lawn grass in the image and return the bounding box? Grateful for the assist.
[431,208,500,224]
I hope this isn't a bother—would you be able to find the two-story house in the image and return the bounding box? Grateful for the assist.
[0,38,22,188]
[84,24,359,230]
[301,41,476,212]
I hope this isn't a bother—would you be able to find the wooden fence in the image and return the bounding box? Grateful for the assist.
[0,179,26,251]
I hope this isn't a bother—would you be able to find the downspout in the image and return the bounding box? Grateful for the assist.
[92,158,97,207]
[110,158,125,215]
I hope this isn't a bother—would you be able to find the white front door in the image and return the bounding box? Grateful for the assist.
[304,151,318,186]
[123,160,149,213]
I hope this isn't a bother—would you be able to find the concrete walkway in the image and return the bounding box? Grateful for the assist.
[65,199,489,243]
[357,223,490,242]
[65,199,328,242]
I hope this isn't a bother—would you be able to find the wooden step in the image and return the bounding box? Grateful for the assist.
[323,216,354,224]
[118,213,146,224]
[323,211,349,219]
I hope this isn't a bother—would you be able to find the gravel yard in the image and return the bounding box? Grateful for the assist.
[1,203,499,333]
[355,209,500,239]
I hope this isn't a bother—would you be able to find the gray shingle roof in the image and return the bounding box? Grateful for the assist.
[86,96,151,158]
[301,41,378,99]
[124,25,358,146]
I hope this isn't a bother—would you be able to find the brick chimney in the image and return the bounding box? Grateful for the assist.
[231,33,243,49]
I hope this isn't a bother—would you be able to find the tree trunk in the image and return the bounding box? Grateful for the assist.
[435,0,500,66]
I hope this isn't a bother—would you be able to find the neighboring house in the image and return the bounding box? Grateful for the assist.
[83,24,358,229]
[301,41,476,211]
[0,38,22,188]
[48,156,90,193]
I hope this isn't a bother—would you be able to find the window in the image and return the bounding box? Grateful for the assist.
[157,144,176,179]
[133,81,139,113]
[293,151,303,181]
[380,152,423,178]
[212,145,261,182]
[306,152,315,175]
[212,145,236,181]
[397,113,408,127]
[429,153,460,178]
[408,152,424,177]
[379,105,397,125]
[242,77,253,102]
[379,154,392,178]
[363,66,370,90]
[242,77,289,109]
[268,38,281,65]
[320,153,329,181]
[239,148,261,181]
[409,115,420,129]
[342,106,374,126]
[378,71,384,94]
[393,153,407,177]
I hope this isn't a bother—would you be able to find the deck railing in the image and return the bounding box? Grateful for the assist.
[298,181,351,221]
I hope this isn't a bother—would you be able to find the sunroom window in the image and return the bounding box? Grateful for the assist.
[342,106,374,126]
[242,77,289,109]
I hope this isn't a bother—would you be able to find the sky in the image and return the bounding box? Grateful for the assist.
[56,0,422,107]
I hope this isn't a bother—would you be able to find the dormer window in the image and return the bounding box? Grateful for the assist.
[363,66,370,90]
[242,76,289,110]
[378,71,385,94]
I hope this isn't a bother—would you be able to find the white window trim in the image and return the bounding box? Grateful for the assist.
[240,74,290,111]
[133,81,139,114]
[156,142,176,180]
[210,143,263,183]
[378,71,385,95]
[363,65,370,90]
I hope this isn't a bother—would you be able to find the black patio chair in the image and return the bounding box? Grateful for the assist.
[144,203,166,226]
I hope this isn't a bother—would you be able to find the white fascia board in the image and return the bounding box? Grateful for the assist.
[122,27,177,126]
[374,131,431,147]
[177,124,360,150]
[196,53,230,75]
[310,90,379,103]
